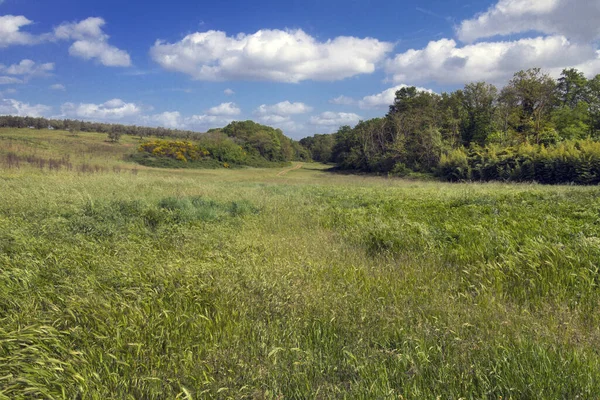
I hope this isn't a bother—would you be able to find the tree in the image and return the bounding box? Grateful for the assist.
[108,125,122,142]
[387,87,442,171]
[587,74,600,138]
[300,134,335,162]
[438,90,466,149]
[557,68,589,109]
[501,68,556,143]
[461,82,498,145]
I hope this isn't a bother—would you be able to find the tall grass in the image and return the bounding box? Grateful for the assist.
[1,129,600,398]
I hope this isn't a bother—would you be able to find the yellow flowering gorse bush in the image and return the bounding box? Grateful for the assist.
[139,140,210,162]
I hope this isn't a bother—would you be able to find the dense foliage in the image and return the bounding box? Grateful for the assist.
[299,133,335,163]
[219,120,309,162]
[439,140,600,184]
[134,135,293,169]
[132,121,309,168]
[302,68,600,183]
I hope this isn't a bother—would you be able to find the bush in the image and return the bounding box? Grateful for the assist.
[135,139,291,169]
[438,140,600,184]
[438,148,470,181]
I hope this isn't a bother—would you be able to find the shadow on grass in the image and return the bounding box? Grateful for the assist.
[307,164,437,181]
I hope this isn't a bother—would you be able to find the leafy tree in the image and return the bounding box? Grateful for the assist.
[108,125,122,142]
[461,82,498,145]
[501,68,556,143]
[300,134,335,162]
[387,88,442,171]
[557,68,589,109]
[587,74,600,138]
[438,90,466,148]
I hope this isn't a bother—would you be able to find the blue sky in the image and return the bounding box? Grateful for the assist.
[1,0,599,139]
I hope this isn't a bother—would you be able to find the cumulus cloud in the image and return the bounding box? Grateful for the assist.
[385,35,600,85]
[457,0,600,43]
[252,101,311,132]
[224,88,234,95]
[329,95,356,105]
[150,28,393,82]
[143,101,244,130]
[0,15,130,67]
[0,98,51,117]
[60,98,141,120]
[383,0,600,86]
[310,111,361,127]
[0,15,41,48]
[0,60,53,88]
[255,101,312,116]
[54,17,131,67]
[0,59,54,79]
[50,83,66,91]
[359,84,434,109]
[206,102,241,116]
[185,114,237,130]
[257,114,291,124]
[148,111,183,129]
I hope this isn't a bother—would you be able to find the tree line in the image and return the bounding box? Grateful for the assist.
[0,115,207,141]
[0,116,309,164]
[301,68,600,183]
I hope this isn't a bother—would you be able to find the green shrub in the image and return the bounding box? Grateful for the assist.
[438,148,470,181]
[438,140,600,184]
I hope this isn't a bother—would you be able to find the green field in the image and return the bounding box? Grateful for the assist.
[1,128,600,399]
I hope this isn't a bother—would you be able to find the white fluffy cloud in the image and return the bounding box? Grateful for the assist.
[359,84,434,109]
[257,114,291,124]
[60,98,141,120]
[0,98,51,117]
[54,17,131,67]
[185,114,237,130]
[253,101,311,132]
[148,111,183,129]
[0,59,54,78]
[206,102,241,116]
[68,40,131,67]
[384,0,600,86]
[0,15,131,67]
[224,88,235,95]
[0,60,53,86]
[0,15,41,48]
[329,95,356,106]
[457,0,600,43]
[310,111,361,127]
[386,35,600,85]
[144,101,244,130]
[255,101,312,116]
[150,29,393,82]
[50,84,66,91]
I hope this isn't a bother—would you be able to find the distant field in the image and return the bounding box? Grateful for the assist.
[1,128,600,398]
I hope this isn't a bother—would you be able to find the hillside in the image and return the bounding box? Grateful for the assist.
[0,118,310,170]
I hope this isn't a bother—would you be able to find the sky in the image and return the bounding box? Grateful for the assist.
[0,0,599,139]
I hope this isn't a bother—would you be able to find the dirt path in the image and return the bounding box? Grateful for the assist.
[277,163,303,177]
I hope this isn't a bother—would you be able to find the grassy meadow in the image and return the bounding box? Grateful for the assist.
[1,128,600,399]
